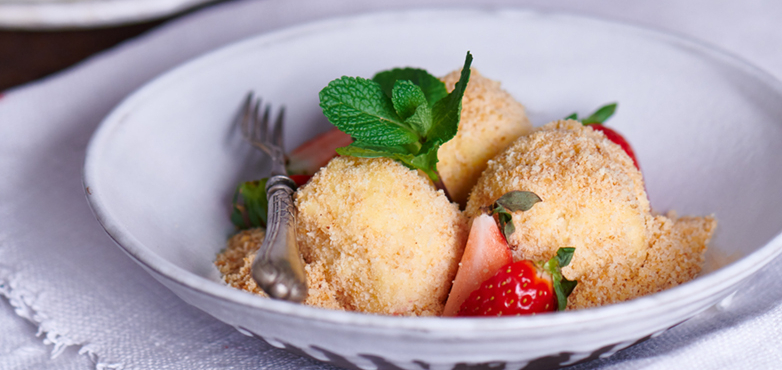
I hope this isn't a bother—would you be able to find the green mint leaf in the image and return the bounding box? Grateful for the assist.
[337,142,441,181]
[231,179,269,230]
[429,52,473,144]
[392,80,427,119]
[404,103,433,136]
[319,52,472,184]
[409,146,441,181]
[335,142,407,158]
[373,67,448,107]
[319,76,419,146]
[581,103,617,125]
[392,80,432,134]
[495,191,542,212]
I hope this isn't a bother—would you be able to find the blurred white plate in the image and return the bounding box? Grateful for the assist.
[83,8,782,369]
[0,0,217,29]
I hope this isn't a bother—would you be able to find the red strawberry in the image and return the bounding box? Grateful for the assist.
[286,127,353,175]
[442,214,513,316]
[457,248,577,317]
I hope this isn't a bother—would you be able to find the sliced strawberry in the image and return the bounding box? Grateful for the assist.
[442,214,513,316]
[589,124,639,170]
[286,127,353,175]
[457,248,577,317]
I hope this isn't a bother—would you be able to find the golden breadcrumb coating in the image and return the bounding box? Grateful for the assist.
[465,120,716,309]
[295,157,468,316]
[569,212,716,308]
[466,120,650,277]
[215,229,343,310]
[438,69,532,207]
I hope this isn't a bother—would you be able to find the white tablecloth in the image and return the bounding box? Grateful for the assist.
[2,0,782,369]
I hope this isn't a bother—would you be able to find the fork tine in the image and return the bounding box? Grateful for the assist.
[272,106,285,152]
[251,98,260,142]
[259,103,271,144]
[240,92,254,140]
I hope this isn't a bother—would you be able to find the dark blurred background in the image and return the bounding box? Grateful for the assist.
[0,1,230,92]
[0,21,162,91]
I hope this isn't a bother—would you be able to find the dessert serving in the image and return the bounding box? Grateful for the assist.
[215,52,716,317]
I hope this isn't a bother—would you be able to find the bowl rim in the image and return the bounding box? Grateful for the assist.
[83,7,782,333]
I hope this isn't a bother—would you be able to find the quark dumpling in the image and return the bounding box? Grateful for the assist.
[438,69,532,207]
[295,157,468,316]
[466,120,715,309]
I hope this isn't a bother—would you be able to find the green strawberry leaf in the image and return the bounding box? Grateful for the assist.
[373,67,448,107]
[544,247,578,311]
[495,191,542,212]
[319,76,420,146]
[564,113,578,120]
[556,247,576,267]
[230,179,269,230]
[490,190,541,242]
[580,103,617,125]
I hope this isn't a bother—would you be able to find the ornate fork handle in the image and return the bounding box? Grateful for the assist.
[251,175,308,302]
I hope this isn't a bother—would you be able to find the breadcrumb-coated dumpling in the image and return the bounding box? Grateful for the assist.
[438,69,532,207]
[466,120,650,279]
[295,157,468,316]
[466,120,716,309]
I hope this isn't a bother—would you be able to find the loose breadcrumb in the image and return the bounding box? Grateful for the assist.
[438,69,532,207]
[465,120,716,309]
[215,229,343,310]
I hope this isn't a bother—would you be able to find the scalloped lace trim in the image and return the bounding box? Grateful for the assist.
[0,266,125,370]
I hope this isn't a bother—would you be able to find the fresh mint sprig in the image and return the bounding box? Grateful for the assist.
[318,52,473,181]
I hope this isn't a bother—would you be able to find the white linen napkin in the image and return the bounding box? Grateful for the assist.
[1,0,781,369]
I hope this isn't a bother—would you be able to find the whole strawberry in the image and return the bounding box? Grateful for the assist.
[457,248,577,317]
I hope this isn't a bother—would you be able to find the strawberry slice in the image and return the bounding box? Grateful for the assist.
[286,127,353,175]
[442,214,513,316]
[457,248,577,317]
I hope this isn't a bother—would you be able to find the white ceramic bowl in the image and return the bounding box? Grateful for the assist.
[83,8,782,369]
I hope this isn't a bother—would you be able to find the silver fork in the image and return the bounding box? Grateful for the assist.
[240,92,308,303]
